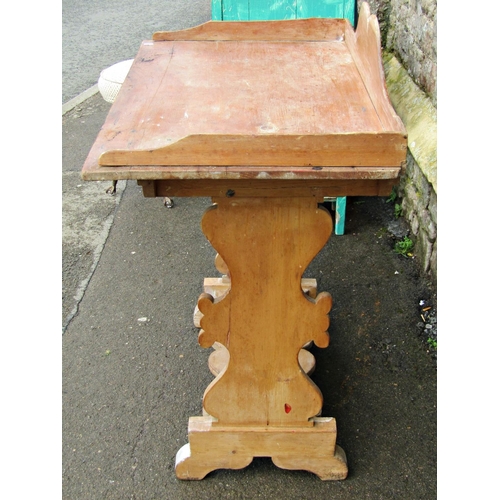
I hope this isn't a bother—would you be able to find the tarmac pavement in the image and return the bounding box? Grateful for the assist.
[62,0,212,103]
[62,2,437,498]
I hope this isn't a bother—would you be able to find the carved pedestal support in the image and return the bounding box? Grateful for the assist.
[176,196,347,480]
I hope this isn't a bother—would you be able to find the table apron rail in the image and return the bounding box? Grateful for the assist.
[137,178,396,198]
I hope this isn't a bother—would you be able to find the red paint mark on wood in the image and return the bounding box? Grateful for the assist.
[284,404,292,414]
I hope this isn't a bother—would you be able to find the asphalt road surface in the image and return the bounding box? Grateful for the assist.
[62,0,212,103]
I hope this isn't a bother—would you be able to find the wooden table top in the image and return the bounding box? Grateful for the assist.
[82,12,406,183]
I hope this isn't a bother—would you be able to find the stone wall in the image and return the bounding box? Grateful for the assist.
[357,0,437,281]
[400,152,437,277]
[360,0,437,105]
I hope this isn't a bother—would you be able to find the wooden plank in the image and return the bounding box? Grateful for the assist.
[138,179,156,197]
[83,163,400,182]
[344,3,406,132]
[153,17,346,41]
[137,178,395,198]
[99,133,407,168]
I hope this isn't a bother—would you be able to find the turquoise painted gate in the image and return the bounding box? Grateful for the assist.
[211,0,355,27]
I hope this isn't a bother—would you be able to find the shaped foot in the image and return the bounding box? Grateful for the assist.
[175,443,253,480]
[272,444,348,480]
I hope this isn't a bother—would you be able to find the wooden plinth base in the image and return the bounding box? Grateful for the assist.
[175,416,348,480]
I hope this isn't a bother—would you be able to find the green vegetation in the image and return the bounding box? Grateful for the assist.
[386,187,397,204]
[394,236,414,257]
[427,338,437,350]
[386,188,403,218]
[394,203,403,218]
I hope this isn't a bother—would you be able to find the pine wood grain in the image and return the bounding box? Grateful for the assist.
[81,12,406,181]
[153,17,345,41]
[176,416,348,480]
[99,133,406,168]
[197,197,332,427]
[344,2,405,131]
